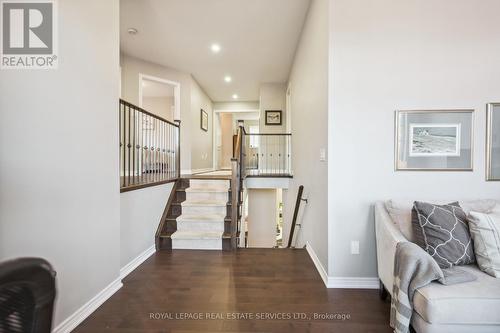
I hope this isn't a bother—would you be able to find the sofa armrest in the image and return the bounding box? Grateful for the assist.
[374,201,408,295]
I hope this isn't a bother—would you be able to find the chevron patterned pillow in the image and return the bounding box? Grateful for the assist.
[411,201,476,269]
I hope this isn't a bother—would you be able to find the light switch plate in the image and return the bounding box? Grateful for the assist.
[351,241,360,255]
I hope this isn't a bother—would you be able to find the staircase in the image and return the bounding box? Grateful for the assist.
[157,178,234,251]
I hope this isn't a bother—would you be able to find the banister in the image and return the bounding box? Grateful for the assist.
[119,99,180,192]
[120,99,180,127]
[287,185,305,248]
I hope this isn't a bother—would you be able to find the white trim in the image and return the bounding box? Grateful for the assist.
[138,73,181,120]
[119,245,156,280]
[305,242,378,289]
[214,109,260,114]
[305,242,329,287]
[53,278,122,333]
[244,177,290,189]
[326,277,379,289]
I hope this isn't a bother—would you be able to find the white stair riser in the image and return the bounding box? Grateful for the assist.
[189,179,230,189]
[182,205,226,215]
[177,221,224,232]
[185,191,228,202]
[172,239,222,250]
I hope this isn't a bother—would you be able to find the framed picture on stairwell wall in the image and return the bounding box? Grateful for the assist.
[200,109,208,131]
[265,110,282,125]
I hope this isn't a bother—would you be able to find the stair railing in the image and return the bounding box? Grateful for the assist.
[230,126,246,249]
[287,185,307,248]
[119,99,180,192]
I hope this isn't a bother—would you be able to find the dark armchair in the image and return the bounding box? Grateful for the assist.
[0,258,56,333]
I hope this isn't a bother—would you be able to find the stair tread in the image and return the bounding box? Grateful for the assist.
[171,230,223,240]
[185,187,228,193]
[181,200,227,206]
[177,214,226,222]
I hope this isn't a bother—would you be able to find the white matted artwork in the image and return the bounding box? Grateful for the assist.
[409,124,461,157]
[395,110,474,171]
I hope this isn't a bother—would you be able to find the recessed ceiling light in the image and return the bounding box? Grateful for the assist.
[127,28,138,35]
[224,76,232,83]
[211,43,221,53]
[232,94,239,99]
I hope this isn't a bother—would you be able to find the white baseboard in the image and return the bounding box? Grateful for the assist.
[305,241,329,287]
[327,277,379,289]
[120,245,156,280]
[53,278,122,333]
[305,241,378,289]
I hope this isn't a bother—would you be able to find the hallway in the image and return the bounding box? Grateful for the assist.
[74,249,390,332]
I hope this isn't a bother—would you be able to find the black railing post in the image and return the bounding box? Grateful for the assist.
[175,119,181,179]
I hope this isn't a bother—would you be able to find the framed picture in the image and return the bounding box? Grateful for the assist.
[486,103,500,181]
[395,110,474,171]
[265,110,282,125]
[200,109,208,132]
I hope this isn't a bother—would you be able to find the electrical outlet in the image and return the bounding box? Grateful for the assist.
[350,241,360,255]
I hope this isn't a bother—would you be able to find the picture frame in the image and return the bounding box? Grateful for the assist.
[200,109,208,132]
[395,110,474,171]
[486,103,500,181]
[265,110,282,125]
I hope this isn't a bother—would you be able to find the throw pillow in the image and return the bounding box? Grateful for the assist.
[468,205,500,278]
[385,200,414,241]
[411,201,475,269]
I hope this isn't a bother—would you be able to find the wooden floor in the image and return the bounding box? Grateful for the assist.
[74,249,391,333]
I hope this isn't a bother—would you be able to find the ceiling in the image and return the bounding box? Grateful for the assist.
[142,79,175,98]
[120,0,311,102]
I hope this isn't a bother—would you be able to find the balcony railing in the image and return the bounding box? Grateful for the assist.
[119,99,180,192]
[242,132,292,177]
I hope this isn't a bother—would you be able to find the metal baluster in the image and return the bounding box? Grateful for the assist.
[127,106,131,186]
[120,102,125,187]
[160,121,163,180]
[136,109,140,181]
[132,107,136,185]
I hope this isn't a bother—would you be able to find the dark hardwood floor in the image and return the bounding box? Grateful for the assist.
[73,249,391,333]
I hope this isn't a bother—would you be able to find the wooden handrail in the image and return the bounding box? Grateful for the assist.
[120,99,180,127]
[230,126,245,249]
[287,185,305,248]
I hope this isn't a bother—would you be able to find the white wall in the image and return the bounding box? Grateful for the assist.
[283,0,329,269]
[121,54,214,173]
[142,96,174,121]
[259,83,287,133]
[329,0,500,278]
[120,54,192,170]
[247,189,278,247]
[120,183,173,267]
[214,101,260,111]
[190,78,214,171]
[0,0,120,327]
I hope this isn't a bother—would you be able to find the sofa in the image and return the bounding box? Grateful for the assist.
[375,199,500,333]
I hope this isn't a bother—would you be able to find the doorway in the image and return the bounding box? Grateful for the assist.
[139,74,180,121]
[246,188,284,248]
[213,109,260,170]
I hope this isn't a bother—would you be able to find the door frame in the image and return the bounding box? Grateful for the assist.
[138,73,181,121]
[212,108,260,170]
